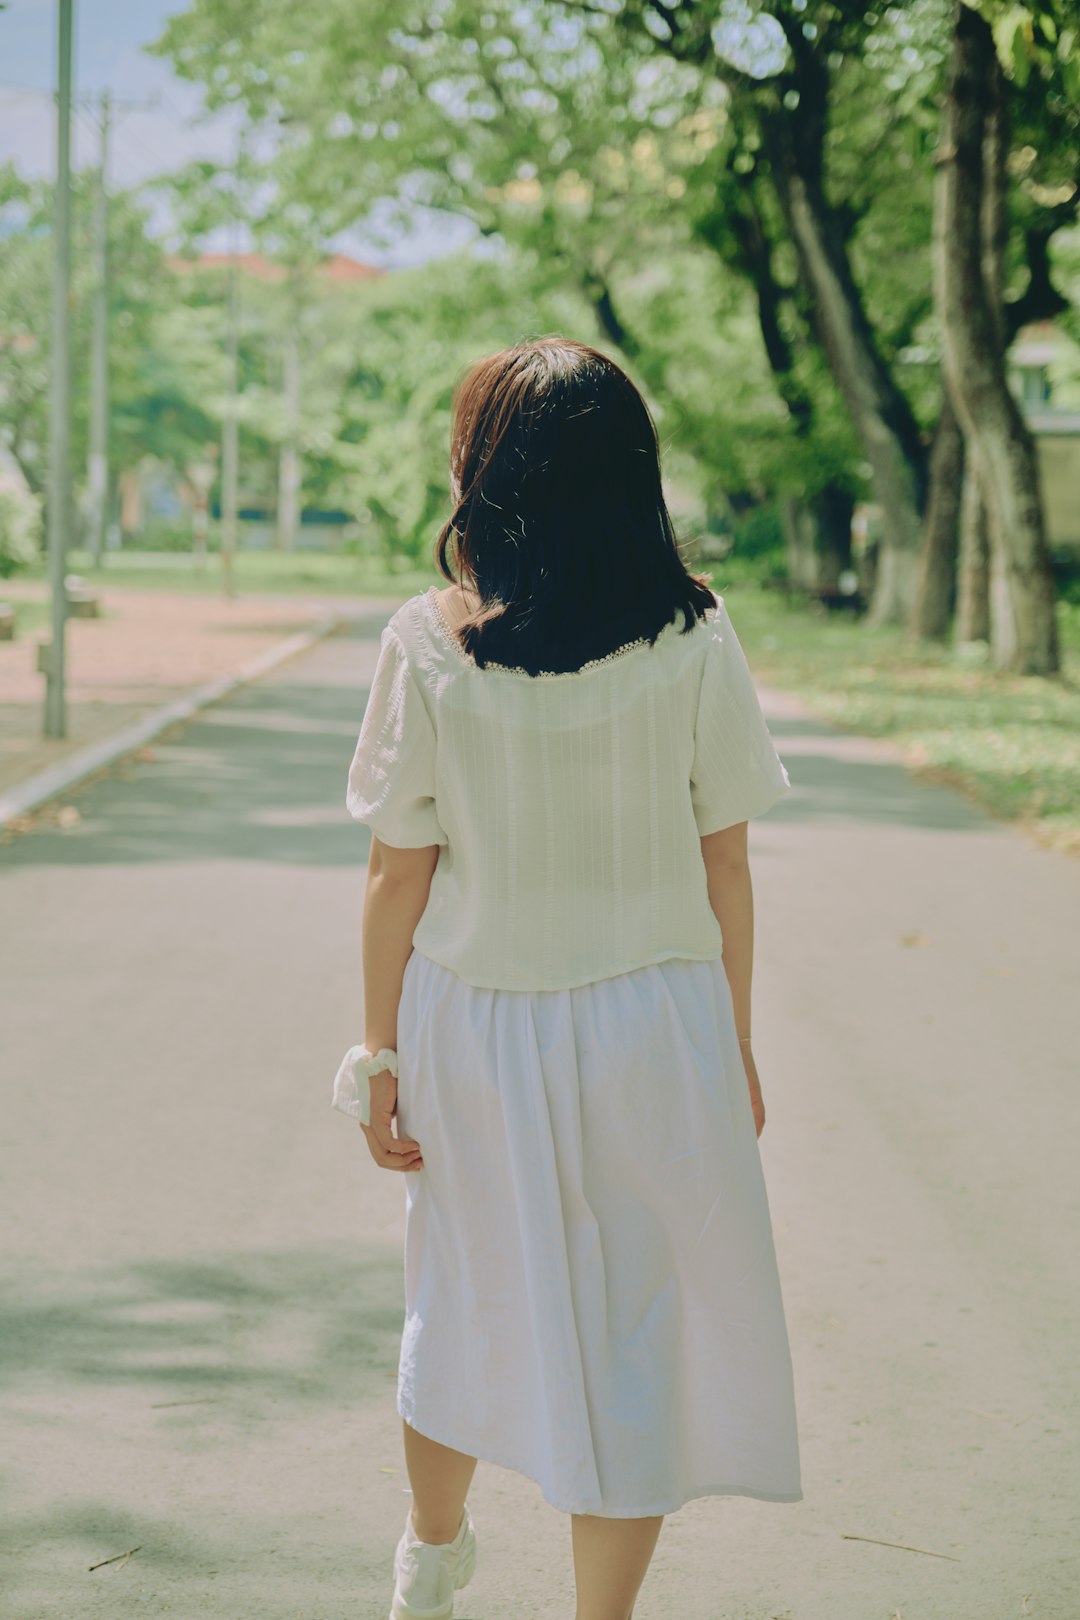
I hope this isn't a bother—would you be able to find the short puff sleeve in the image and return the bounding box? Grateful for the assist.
[346,626,448,849]
[690,596,792,836]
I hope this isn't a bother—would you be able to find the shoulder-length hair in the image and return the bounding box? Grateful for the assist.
[433,335,716,675]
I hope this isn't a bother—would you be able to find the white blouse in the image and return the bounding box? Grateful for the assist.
[345,585,792,992]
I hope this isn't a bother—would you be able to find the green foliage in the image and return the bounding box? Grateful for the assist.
[324,247,599,557]
[0,162,214,502]
[36,546,446,601]
[0,483,42,577]
[985,0,1080,101]
[730,502,787,562]
[1,0,1073,580]
[0,164,54,495]
[968,1,1080,317]
[151,0,885,525]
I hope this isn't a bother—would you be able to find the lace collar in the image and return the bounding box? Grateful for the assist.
[422,585,693,680]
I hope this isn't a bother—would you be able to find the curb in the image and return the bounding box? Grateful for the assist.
[0,611,344,830]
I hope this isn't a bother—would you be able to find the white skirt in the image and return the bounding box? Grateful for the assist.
[393,948,803,1518]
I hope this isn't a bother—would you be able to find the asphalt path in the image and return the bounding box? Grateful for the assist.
[1,606,1078,1620]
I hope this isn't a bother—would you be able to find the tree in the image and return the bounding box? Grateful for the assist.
[154,0,864,567]
[152,0,1075,644]
[612,0,942,626]
[0,162,218,535]
[933,0,1071,673]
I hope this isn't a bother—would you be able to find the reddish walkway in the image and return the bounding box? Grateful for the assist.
[0,582,328,797]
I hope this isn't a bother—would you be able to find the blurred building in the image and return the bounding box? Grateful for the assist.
[1009,320,1080,556]
[165,251,383,285]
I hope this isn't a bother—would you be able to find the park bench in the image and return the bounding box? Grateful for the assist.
[812,585,866,615]
[760,574,865,614]
[64,574,101,618]
[30,577,103,669]
[759,573,804,604]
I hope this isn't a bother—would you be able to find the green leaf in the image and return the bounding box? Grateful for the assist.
[1012,22,1033,85]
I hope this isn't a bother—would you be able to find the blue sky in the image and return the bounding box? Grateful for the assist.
[0,0,475,264]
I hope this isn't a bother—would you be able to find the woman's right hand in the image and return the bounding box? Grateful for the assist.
[739,1044,766,1138]
[361,1068,425,1172]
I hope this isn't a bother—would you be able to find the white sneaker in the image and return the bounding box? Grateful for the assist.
[388,1499,478,1620]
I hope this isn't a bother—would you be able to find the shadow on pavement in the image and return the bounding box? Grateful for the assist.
[0,622,1001,877]
[769,712,1000,834]
[0,1238,404,1409]
[2,670,374,874]
[0,1238,478,1619]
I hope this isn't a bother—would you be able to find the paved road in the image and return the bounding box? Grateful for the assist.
[1,606,1078,1620]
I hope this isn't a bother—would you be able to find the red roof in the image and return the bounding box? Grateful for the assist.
[167,251,384,282]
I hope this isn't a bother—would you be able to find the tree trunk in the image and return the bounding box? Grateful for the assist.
[779,169,926,626]
[933,2,1060,674]
[780,495,817,590]
[696,174,853,594]
[955,457,991,645]
[913,393,963,642]
[587,272,641,359]
[780,489,852,592]
[979,22,1018,673]
[811,484,853,589]
[722,174,813,435]
[760,76,928,628]
[631,7,928,620]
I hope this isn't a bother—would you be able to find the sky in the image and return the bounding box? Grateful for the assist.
[0,0,476,265]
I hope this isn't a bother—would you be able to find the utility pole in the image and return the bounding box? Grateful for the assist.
[81,89,156,567]
[221,254,239,599]
[277,316,301,552]
[87,89,110,568]
[44,0,73,739]
[220,133,245,599]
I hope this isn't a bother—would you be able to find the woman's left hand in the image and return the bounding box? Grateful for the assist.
[360,1068,424,1171]
[740,1047,766,1139]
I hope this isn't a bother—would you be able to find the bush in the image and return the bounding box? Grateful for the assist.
[0,485,43,578]
[134,519,201,553]
[1051,551,1080,608]
[731,504,787,562]
[706,504,788,588]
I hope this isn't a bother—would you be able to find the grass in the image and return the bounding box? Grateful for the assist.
[0,593,51,636]
[18,547,441,601]
[718,578,1080,856]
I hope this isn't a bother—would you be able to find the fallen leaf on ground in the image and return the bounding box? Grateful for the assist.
[89,1544,143,1573]
[149,1396,223,1408]
[841,1532,960,1561]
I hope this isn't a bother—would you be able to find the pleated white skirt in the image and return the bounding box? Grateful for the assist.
[393,948,803,1518]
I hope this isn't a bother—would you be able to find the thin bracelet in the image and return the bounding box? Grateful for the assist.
[738,1036,753,1044]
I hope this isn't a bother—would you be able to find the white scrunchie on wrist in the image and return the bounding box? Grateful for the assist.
[331,1044,399,1128]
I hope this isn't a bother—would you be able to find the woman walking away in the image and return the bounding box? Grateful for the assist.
[332,335,803,1620]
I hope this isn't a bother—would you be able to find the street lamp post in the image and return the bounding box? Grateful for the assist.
[86,90,111,569]
[187,450,217,573]
[43,0,74,738]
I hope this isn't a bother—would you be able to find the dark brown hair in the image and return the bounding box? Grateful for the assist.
[433,335,716,675]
